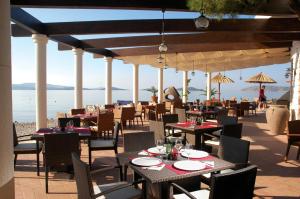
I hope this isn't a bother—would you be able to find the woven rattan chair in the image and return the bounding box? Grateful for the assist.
[88,122,120,168]
[90,111,114,138]
[134,104,143,126]
[285,120,300,161]
[58,117,81,128]
[44,133,80,193]
[105,104,115,110]
[123,131,155,152]
[72,153,144,199]
[165,101,172,113]
[71,108,86,115]
[13,123,43,175]
[155,103,166,120]
[171,165,257,199]
[149,120,166,141]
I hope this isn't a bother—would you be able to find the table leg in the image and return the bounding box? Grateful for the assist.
[194,132,202,150]
[36,140,40,176]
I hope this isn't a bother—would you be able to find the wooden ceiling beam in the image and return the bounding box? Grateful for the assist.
[10,0,294,15]
[108,42,292,57]
[56,32,300,50]
[11,18,300,37]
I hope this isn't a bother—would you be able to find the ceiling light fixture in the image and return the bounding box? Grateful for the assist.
[158,9,168,54]
[175,52,178,73]
[194,1,209,29]
[192,60,195,76]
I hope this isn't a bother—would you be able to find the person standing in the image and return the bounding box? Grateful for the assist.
[259,85,267,110]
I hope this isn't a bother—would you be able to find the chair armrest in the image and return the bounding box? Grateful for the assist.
[203,132,218,139]
[170,183,197,199]
[92,179,145,198]
[90,121,97,126]
[90,166,117,175]
[288,134,300,137]
[18,134,33,138]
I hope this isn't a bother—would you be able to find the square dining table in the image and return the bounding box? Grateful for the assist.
[31,127,91,176]
[117,151,235,199]
[166,121,222,150]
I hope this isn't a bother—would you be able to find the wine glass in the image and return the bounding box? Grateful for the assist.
[184,143,193,160]
[156,139,164,158]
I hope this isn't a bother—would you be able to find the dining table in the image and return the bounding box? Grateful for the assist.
[166,121,222,150]
[186,110,218,120]
[31,127,91,176]
[71,113,98,125]
[117,149,235,199]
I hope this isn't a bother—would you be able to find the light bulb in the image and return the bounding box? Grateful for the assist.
[159,42,168,53]
[194,13,209,29]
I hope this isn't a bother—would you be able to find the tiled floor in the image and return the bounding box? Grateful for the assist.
[14,112,300,199]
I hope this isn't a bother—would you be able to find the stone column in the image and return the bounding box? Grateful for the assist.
[206,72,212,100]
[158,68,164,103]
[133,64,139,105]
[32,34,48,130]
[182,71,188,103]
[0,1,14,198]
[290,41,300,120]
[104,57,113,104]
[72,48,84,108]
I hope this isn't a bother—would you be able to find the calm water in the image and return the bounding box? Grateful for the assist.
[13,89,285,122]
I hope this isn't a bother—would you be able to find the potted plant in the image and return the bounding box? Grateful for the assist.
[146,86,158,103]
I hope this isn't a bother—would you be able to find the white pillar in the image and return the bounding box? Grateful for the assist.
[182,71,188,103]
[133,64,139,105]
[72,48,84,108]
[0,1,14,198]
[32,34,48,130]
[291,41,300,120]
[104,57,113,104]
[158,68,164,103]
[206,72,212,100]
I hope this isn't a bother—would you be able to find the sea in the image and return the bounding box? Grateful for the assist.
[12,89,286,122]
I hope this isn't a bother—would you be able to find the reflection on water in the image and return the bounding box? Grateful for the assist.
[13,89,284,122]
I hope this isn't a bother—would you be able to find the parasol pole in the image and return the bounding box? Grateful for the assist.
[218,82,221,101]
[259,82,262,89]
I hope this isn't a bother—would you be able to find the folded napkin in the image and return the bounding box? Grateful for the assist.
[138,150,149,156]
[142,163,165,171]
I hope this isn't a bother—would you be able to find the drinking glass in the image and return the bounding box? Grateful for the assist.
[156,139,164,158]
[184,143,193,160]
[175,139,183,152]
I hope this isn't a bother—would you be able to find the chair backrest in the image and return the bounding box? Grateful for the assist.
[139,101,149,105]
[58,117,81,128]
[44,133,80,166]
[222,123,243,139]
[148,110,157,121]
[209,165,257,199]
[122,107,136,120]
[104,104,115,109]
[162,114,179,124]
[165,101,172,110]
[124,131,155,152]
[112,122,121,148]
[217,136,250,168]
[174,108,186,122]
[288,120,300,142]
[96,112,114,132]
[71,108,86,115]
[217,115,237,125]
[13,123,18,146]
[72,153,94,199]
[149,120,165,140]
[136,104,143,113]
[240,102,250,110]
[156,103,166,114]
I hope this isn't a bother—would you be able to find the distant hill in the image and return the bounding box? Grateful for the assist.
[241,86,289,92]
[12,83,126,90]
[177,87,202,91]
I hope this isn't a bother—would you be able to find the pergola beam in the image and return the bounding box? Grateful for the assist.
[12,18,300,37]
[57,32,300,50]
[10,0,294,15]
[104,42,292,57]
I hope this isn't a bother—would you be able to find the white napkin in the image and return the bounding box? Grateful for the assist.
[143,164,165,171]
[202,161,215,167]
[138,150,149,156]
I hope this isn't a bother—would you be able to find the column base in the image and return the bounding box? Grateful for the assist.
[0,178,14,199]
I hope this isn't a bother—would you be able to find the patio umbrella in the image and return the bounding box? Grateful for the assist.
[245,72,276,89]
[211,73,234,101]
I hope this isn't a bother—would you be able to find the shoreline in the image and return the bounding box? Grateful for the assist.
[14,119,55,136]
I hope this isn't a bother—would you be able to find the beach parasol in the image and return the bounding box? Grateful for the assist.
[245,72,276,89]
[211,73,234,100]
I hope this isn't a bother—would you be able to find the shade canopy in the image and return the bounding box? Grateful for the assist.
[245,72,277,84]
[211,73,234,100]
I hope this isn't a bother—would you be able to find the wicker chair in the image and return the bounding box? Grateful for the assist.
[123,131,155,152]
[155,103,166,120]
[71,153,145,199]
[240,101,250,116]
[162,114,182,137]
[13,123,43,175]
[285,120,300,161]
[88,122,120,168]
[44,133,80,193]
[171,165,257,199]
[58,117,81,128]
[105,104,115,110]
[134,104,144,126]
[174,108,187,122]
[165,101,172,113]
[149,120,166,141]
[71,108,86,115]
[90,111,114,138]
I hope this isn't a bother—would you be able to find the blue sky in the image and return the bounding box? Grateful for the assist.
[11,9,290,90]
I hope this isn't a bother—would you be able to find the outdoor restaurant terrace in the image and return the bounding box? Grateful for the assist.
[1,0,300,199]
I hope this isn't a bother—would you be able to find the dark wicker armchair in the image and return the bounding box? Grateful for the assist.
[285,120,300,161]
